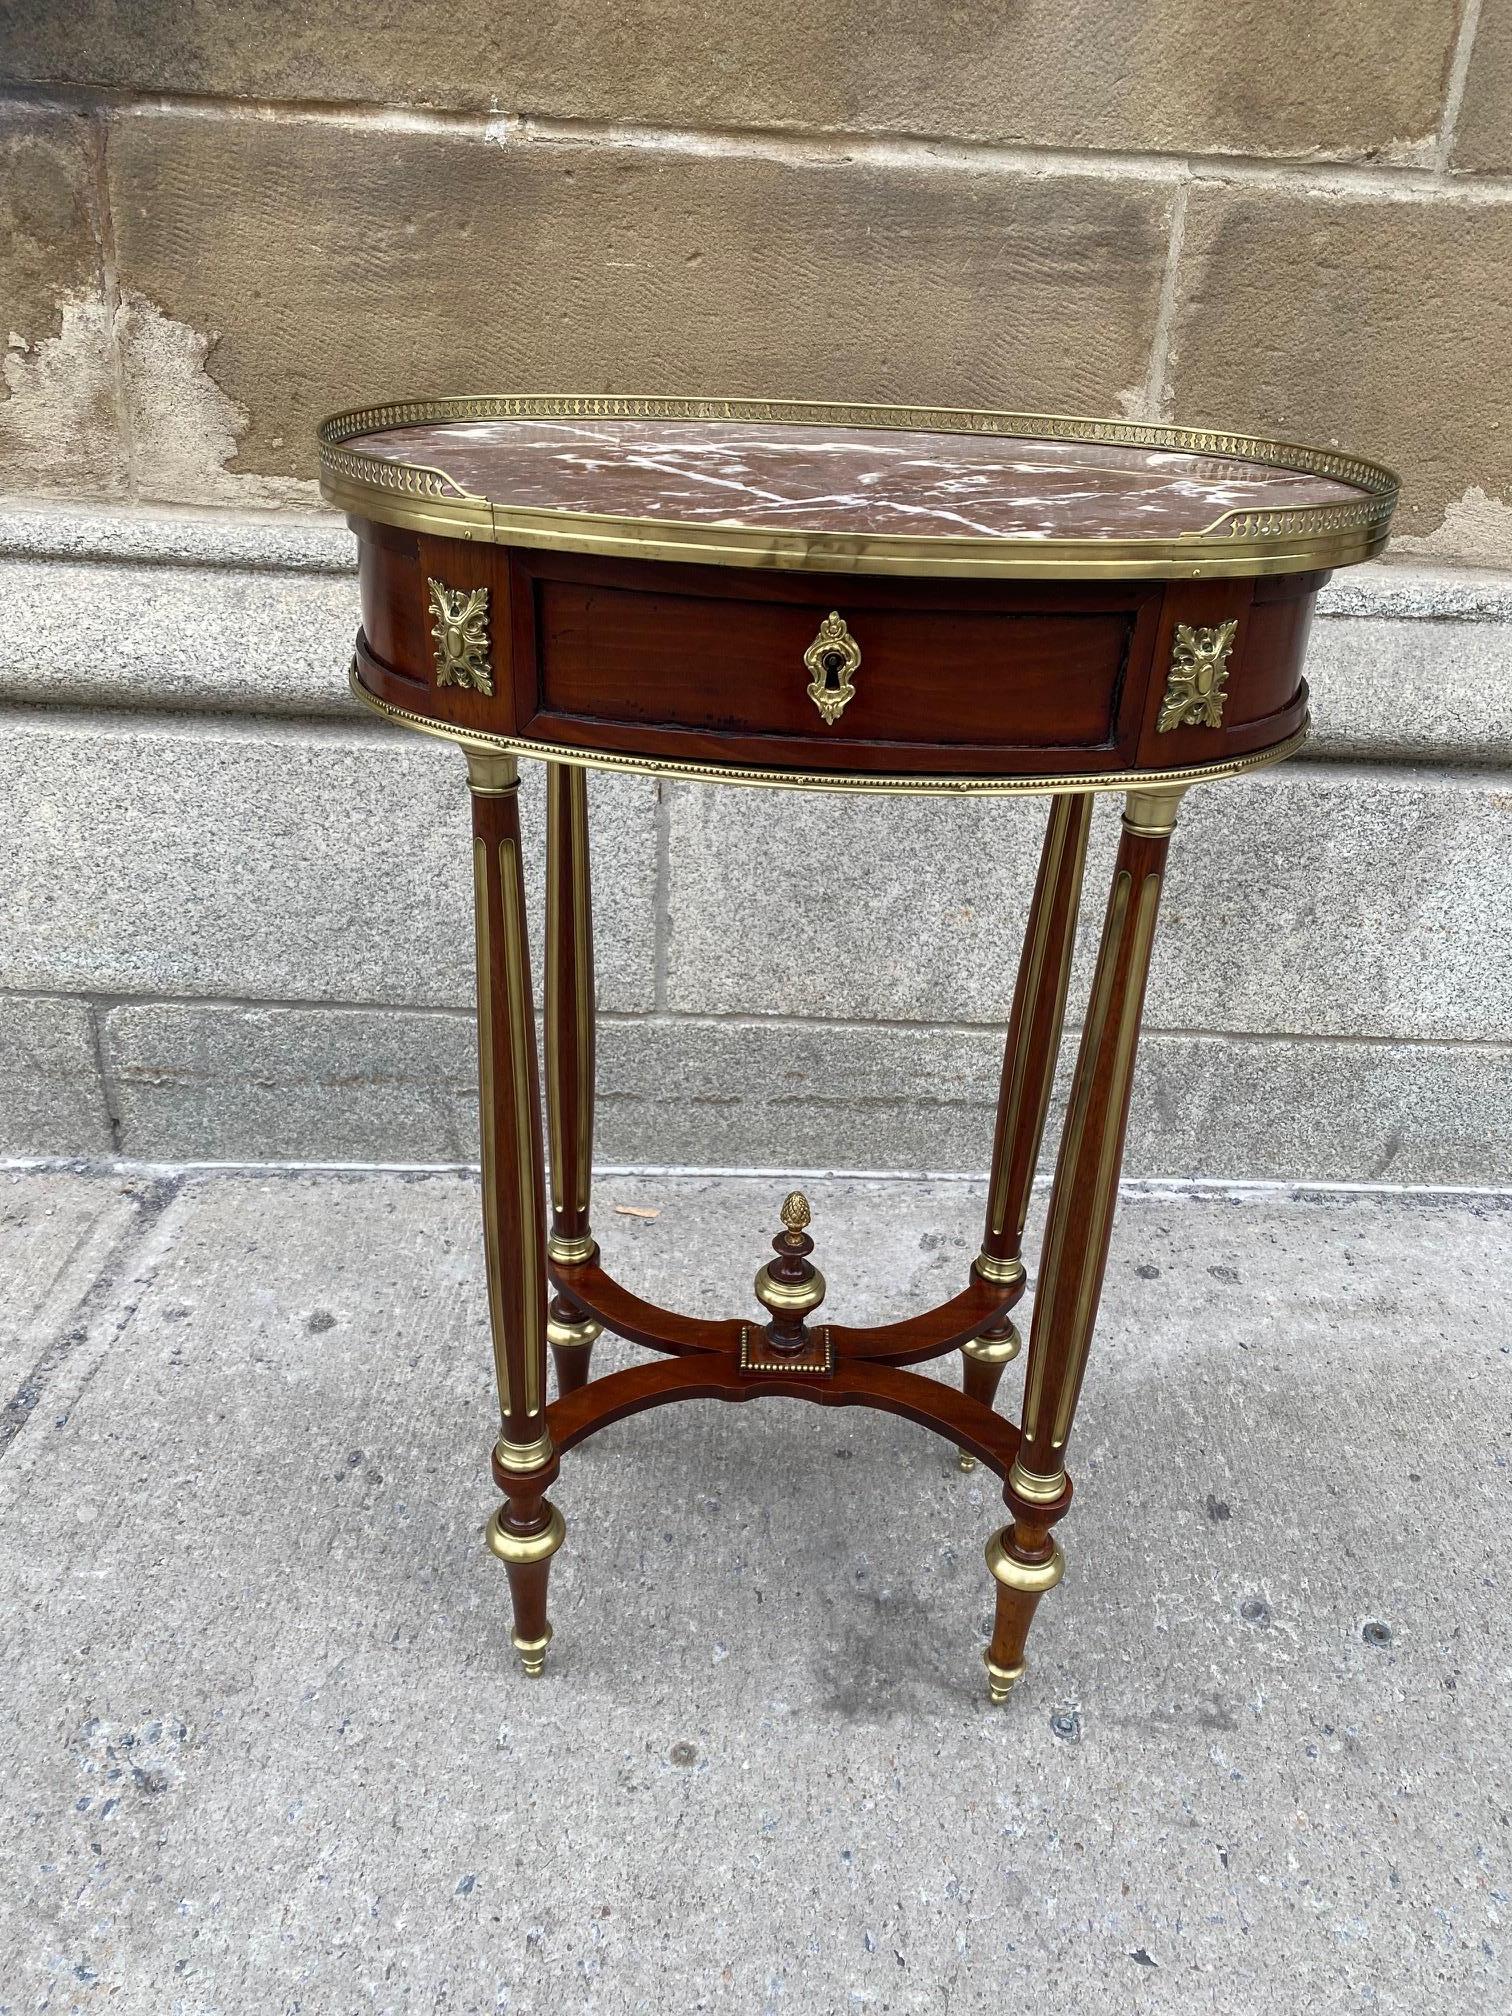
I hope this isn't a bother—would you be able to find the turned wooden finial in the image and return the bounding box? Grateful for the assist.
[754,1189,826,1350]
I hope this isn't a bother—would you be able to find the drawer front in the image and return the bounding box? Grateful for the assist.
[352,530,1313,785]
[517,556,1162,774]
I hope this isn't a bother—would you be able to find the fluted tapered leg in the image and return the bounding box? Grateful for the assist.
[986,785,1184,1700]
[467,749,564,1675]
[544,761,603,1398]
[959,793,1092,1469]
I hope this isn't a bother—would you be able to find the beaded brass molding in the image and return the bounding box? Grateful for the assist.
[319,394,1398,580]
[1158,619,1237,733]
[352,660,1311,800]
[738,1324,835,1377]
[428,577,494,695]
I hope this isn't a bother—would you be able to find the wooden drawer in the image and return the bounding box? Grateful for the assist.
[351,526,1314,784]
[511,553,1164,777]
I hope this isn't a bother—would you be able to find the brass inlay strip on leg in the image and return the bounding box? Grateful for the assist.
[986,793,1091,1248]
[473,833,511,1419]
[545,763,595,1228]
[567,770,594,1217]
[1021,867,1131,1450]
[545,766,567,1218]
[1048,868,1162,1455]
[499,835,544,1421]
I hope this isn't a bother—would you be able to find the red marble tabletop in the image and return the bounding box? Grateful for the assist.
[339,415,1370,542]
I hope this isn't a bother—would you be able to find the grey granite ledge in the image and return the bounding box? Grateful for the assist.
[1314,556,1512,621]
[0,499,354,574]
[76,997,1512,1186]
[0,993,113,1157]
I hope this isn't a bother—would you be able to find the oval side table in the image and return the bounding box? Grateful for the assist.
[319,396,1396,1699]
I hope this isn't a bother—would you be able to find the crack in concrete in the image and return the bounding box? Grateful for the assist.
[0,1171,184,1464]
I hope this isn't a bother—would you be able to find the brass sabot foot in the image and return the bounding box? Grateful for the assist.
[956,1449,978,1472]
[985,1654,1025,1704]
[513,1628,552,1678]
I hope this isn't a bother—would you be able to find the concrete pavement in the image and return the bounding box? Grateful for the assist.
[1,1165,1508,2013]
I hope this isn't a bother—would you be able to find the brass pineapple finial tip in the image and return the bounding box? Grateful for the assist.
[780,1191,811,1233]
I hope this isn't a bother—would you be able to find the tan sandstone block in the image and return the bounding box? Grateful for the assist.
[1170,184,1512,568]
[1452,0,1512,172]
[0,109,124,496]
[107,112,1171,501]
[2,1,1461,162]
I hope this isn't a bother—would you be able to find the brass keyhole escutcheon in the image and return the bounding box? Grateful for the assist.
[803,611,861,725]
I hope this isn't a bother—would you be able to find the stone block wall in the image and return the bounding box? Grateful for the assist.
[1,8,1509,1182]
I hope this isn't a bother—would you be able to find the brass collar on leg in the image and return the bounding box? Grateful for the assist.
[962,1323,1022,1367]
[754,1263,827,1317]
[493,1431,555,1476]
[548,1231,597,1265]
[486,1502,566,1566]
[547,1313,602,1350]
[1122,785,1189,838]
[465,750,519,796]
[1007,1458,1068,1508]
[986,1531,1066,1596]
[973,1250,1027,1288]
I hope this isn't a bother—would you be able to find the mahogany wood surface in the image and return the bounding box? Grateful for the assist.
[546,1351,1024,1481]
[353,519,1318,783]
[551,1257,1015,1369]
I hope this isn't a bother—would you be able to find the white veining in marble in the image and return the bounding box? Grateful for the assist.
[346,418,1366,541]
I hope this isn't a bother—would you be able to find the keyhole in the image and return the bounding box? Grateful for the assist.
[822,652,844,689]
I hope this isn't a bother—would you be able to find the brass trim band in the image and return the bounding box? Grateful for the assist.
[986,1531,1067,1596]
[985,1655,1026,1702]
[547,1313,602,1350]
[354,664,1310,802]
[463,750,518,796]
[1123,786,1189,838]
[493,1431,555,1475]
[962,1324,1022,1367]
[547,1231,597,1264]
[1008,1459,1068,1505]
[972,1250,1028,1288]
[320,393,1397,580]
[754,1263,828,1316]
[486,1503,566,1565]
